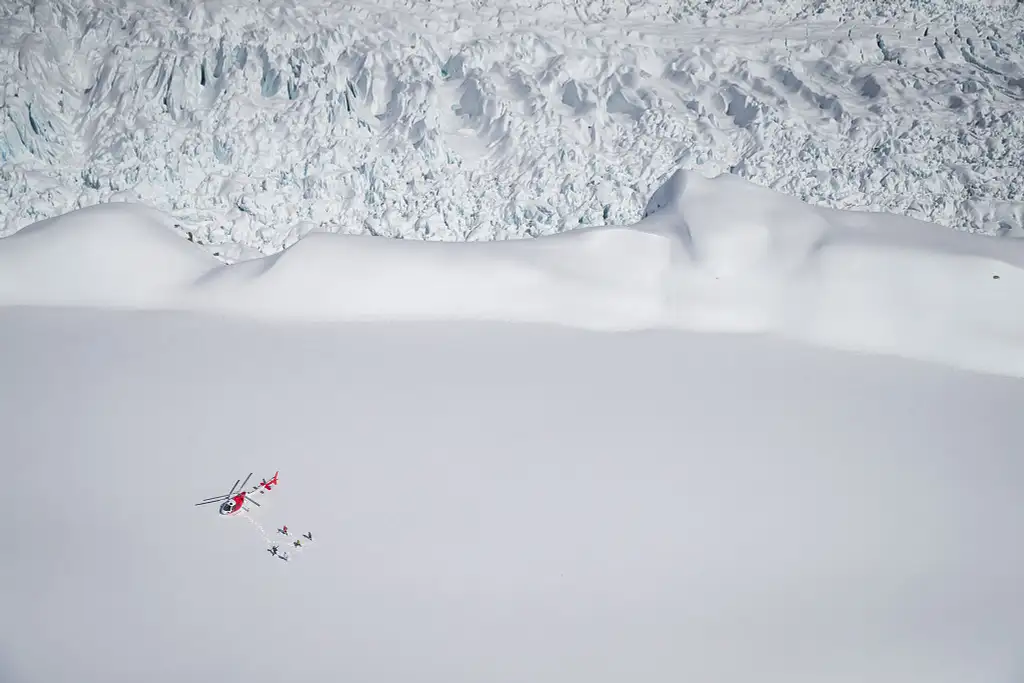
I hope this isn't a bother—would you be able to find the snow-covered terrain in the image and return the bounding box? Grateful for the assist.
[2,1,1024,681]
[1,164,1023,682]
[3,169,1023,377]
[2,0,1024,257]
[2,308,1023,683]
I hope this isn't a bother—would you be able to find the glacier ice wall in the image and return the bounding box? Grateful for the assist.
[1,0,1023,258]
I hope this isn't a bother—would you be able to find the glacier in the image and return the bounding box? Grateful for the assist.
[2,0,1024,258]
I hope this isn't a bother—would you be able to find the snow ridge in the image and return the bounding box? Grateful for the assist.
[2,0,1023,258]
[2,169,1022,378]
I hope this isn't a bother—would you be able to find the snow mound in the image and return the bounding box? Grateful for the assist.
[194,228,672,328]
[195,169,1024,376]
[642,171,1024,373]
[0,202,218,308]
[2,170,1023,377]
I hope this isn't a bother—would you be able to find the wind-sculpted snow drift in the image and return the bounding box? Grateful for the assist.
[0,202,220,308]
[1,169,1022,377]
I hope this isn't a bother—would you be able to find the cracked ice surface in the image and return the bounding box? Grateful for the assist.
[1,0,1023,259]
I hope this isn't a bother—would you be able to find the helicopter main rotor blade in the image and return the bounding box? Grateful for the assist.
[239,473,253,491]
[195,498,227,506]
[227,478,241,496]
[198,493,230,502]
[244,495,260,507]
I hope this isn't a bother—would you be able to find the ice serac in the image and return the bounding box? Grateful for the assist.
[0,202,219,309]
[2,0,1023,245]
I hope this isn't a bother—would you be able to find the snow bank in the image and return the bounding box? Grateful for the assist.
[0,202,218,308]
[641,171,1024,374]
[193,228,672,329]
[1,170,1022,376]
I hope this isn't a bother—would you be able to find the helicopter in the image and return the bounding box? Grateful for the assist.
[194,472,272,515]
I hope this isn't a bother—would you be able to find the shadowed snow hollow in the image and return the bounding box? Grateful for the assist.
[2,169,1023,377]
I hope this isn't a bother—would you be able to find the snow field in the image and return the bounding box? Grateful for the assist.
[1,308,1022,683]
[1,169,1022,377]
[2,3,1022,681]
[2,0,1023,256]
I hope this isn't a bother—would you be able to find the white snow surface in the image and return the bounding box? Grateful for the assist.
[2,3,1024,679]
[0,202,220,308]
[1,309,1022,683]
[2,169,1023,378]
[2,0,1024,255]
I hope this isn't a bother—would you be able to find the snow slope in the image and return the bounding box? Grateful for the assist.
[2,169,1022,377]
[1,309,1022,683]
[2,0,1023,255]
[0,202,219,308]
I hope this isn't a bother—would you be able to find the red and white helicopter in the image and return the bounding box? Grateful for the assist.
[194,471,278,516]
